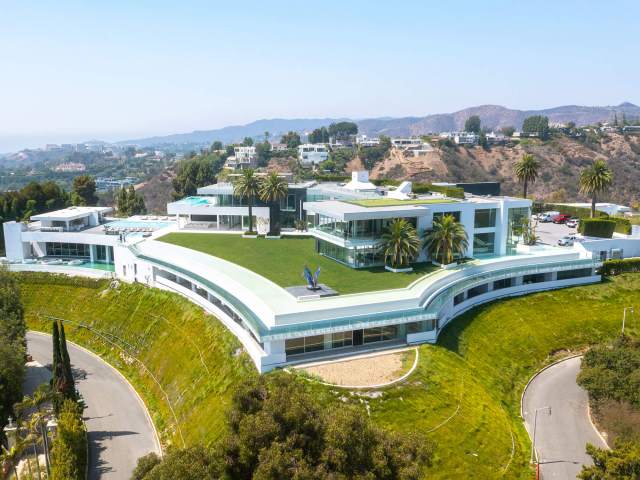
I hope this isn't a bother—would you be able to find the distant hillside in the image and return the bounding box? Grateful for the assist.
[358,133,640,205]
[121,102,640,147]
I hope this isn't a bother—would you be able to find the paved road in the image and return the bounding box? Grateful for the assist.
[27,331,161,480]
[522,356,608,479]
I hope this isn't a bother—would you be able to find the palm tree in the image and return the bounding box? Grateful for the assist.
[579,159,613,218]
[514,153,539,199]
[259,172,288,236]
[379,219,420,269]
[233,169,261,233]
[422,214,469,265]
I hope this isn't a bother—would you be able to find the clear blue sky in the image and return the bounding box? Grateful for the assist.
[1,0,638,150]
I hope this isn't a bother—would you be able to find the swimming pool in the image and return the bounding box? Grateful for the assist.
[105,220,172,229]
[176,196,211,206]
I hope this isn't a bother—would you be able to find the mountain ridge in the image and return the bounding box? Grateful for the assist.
[120,102,640,147]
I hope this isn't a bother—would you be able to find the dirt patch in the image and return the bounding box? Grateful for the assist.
[592,398,640,445]
[301,349,413,387]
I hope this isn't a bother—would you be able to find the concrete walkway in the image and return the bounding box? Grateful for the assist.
[522,356,607,479]
[27,331,161,480]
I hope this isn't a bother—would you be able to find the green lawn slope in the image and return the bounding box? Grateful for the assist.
[18,273,257,447]
[18,272,640,479]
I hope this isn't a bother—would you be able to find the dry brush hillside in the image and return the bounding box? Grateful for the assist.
[359,133,640,204]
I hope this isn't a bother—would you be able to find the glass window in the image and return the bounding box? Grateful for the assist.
[285,338,305,356]
[523,273,546,284]
[474,208,496,228]
[557,268,592,280]
[506,207,531,254]
[433,211,461,223]
[453,292,465,305]
[467,284,488,298]
[331,331,353,349]
[493,278,514,290]
[473,233,495,256]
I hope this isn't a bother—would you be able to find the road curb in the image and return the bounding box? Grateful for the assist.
[28,330,163,458]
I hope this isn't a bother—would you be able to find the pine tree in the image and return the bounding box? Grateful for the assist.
[59,323,76,401]
[51,321,64,412]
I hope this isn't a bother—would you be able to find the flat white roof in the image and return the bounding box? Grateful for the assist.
[303,200,434,221]
[31,206,112,222]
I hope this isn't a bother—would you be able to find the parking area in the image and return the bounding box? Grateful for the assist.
[534,217,578,246]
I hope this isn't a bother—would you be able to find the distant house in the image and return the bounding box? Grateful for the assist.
[453,132,478,145]
[54,162,86,173]
[513,131,539,138]
[485,132,507,145]
[391,138,422,149]
[356,135,380,147]
[269,142,288,152]
[225,146,257,170]
[298,144,329,165]
[623,125,640,134]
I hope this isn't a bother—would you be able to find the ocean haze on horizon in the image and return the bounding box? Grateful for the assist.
[1,0,638,152]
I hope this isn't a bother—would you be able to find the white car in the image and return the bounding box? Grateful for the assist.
[558,235,578,246]
[566,219,579,228]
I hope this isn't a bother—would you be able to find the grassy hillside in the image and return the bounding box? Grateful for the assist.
[19,273,640,478]
[18,273,256,447]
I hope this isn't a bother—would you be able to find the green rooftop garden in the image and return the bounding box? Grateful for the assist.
[158,233,438,294]
[345,198,457,208]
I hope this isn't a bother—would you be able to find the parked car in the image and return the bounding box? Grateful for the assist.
[558,234,578,246]
[537,211,560,222]
[566,218,579,228]
[552,214,571,224]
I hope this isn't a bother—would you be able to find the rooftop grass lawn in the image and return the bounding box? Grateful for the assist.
[158,233,438,294]
[345,198,457,207]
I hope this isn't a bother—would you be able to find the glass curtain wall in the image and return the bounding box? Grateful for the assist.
[316,240,384,268]
[506,207,531,254]
[474,208,497,228]
[46,242,90,258]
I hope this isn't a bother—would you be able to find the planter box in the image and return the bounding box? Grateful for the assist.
[265,235,281,239]
[431,260,458,270]
[385,265,414,273]
[242,233,258,239]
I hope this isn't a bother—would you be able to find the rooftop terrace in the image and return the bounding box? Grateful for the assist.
[345,198,457,208]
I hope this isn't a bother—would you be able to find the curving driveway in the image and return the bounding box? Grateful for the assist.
[26,331,161,480]
[522,356,608,479]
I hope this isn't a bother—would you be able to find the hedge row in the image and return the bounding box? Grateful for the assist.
[579,218,616,238]
[50,399,88,480]
[14,272,105,289]
[534,202,632,235]
[601,258,640,276]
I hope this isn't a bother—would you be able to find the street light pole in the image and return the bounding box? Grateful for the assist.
[622,307,634,336]
[530,406,552,464]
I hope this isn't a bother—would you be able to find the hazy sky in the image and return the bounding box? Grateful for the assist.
[1,0,638,150]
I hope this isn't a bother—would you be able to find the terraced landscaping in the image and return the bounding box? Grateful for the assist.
[158,233,438,294]
[18,272,640,478]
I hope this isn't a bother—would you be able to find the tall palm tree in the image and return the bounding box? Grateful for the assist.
[579,159,613,218]
[233,169,261,233]
[379,219,420,269]
[514,153,539,199]
[422,214,469,265]
[259,172,288,236]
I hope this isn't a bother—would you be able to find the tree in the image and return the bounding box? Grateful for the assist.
[255,141,272,168]
[116,186,129,217]
[233,169,261,233]
[308,127,330,144]
[172,154,225,200]
[328,122,358,141]
[59,323,76,402]
[522,115,550,140]
[579,442,640,479]
[0,267,25,445]
[131,452,161,479]
[211,141,223,151]
[501,126,515,137]
[514,153,540,199]
[280,131,301,149]
[242,137,254,147]
[259,172,288,236]
[71,175,98,206]
[422,215,469,265]
[51,321,64,412]
[579,159,613,218]
[464,115,481,134]
[379,219,421,269]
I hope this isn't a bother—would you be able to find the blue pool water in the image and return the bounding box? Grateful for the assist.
[105,220,172,229]
[176,196,210,206]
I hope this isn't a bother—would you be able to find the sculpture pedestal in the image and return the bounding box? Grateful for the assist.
[285,284,339,299]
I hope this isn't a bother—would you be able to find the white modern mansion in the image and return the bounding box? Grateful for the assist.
[4,171,639,372]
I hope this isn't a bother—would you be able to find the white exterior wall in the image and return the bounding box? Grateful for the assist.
[576,238,640,260]
[3,222,29,261]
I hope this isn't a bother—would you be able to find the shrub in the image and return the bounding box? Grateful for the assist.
[602,258,640,276]
[579,218,616,238]
[50,399,87,480]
